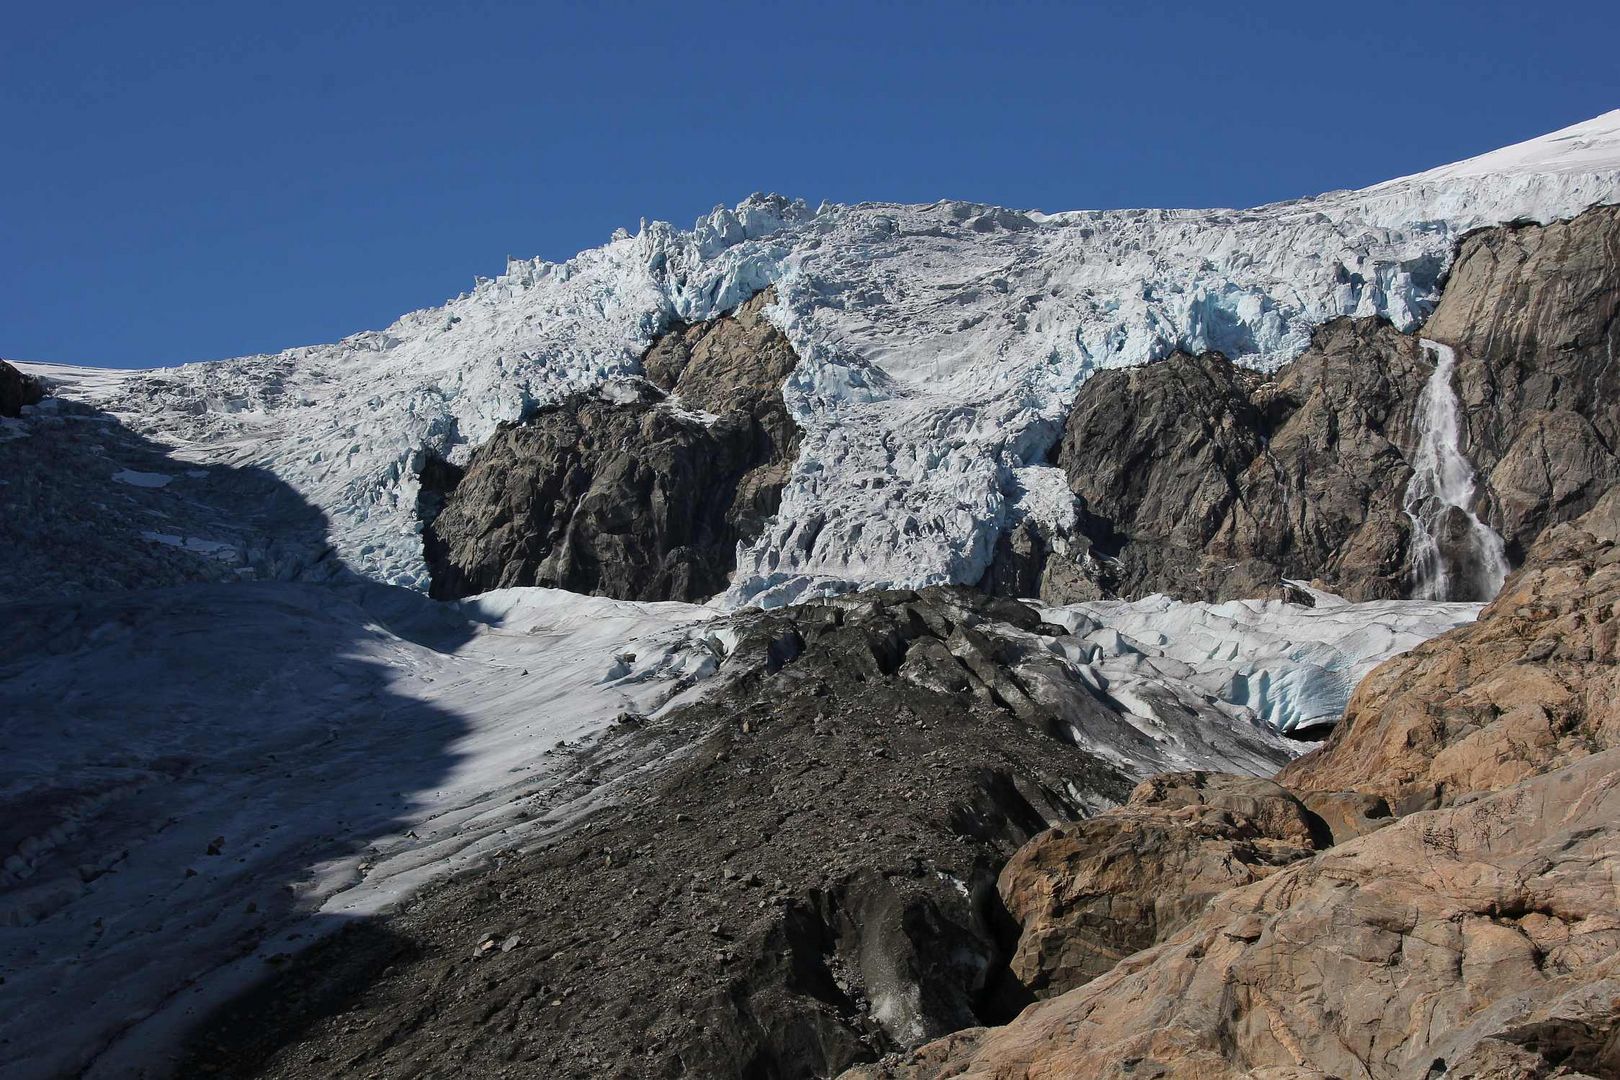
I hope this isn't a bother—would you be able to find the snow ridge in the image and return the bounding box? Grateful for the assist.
[40,110,1620,605]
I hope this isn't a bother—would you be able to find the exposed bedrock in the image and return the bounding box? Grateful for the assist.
[423,288,800,602]
[1428,204,1620,559]
[0,359,45,418]
[999,203,1620,604]
[847,496,1620,1080]
[1277,485,1620,811]
[997,771,1322,1000]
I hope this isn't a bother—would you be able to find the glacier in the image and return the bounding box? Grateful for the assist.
[9,113,1620,1075]
[21,110,1620,607]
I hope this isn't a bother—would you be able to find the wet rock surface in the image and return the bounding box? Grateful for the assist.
[1429,203,1620,561]
[1044,320,1430,602]
[1010,204,1620,604]
[1278,487,1620,808]
[423,289,800,602]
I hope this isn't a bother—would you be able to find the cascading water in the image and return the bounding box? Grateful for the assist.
[1402,339,1510,601]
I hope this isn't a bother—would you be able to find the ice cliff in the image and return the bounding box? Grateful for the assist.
[46,110,1620,606]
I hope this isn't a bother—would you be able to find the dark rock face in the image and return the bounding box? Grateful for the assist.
[1429,204,1620,562]
[423,289,800,601]
[1037,319,1429,602]
[0,360,45,417]
[1009,204,1620,604]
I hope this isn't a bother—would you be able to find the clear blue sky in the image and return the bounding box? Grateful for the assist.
[4,0,1616,368]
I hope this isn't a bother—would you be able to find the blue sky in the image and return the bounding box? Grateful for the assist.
[4,1,1617,368]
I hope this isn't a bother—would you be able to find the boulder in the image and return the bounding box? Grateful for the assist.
[0,360,45,418]
[998,772,1320,999]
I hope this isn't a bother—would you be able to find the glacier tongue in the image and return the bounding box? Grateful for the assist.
[44,110,1620,605]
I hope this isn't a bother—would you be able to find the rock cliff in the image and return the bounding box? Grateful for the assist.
[1004,204,1620,604]
[423,289,799,601]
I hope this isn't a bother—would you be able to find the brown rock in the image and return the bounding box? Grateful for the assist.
[1278,490,1620,806]
[849,497,1620,1080]
[1299,789,1391,846]
[1007,204,1620,604]
[422,289,800,601]
[1429,205,1620,559]
[849,748,1620,1080]
[1033,319,1430,603]
[997,772,1319,999]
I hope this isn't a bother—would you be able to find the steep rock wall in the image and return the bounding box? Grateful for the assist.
[423,289,799,602]
[1004,203,1620,604]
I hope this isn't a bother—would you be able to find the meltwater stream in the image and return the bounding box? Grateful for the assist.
[1402,339,1510,601]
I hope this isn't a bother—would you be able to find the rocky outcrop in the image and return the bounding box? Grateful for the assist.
[1009,203,1620,604]
[850,750,1620,1080]
[845,494,1620,1080]
[0,360,45,418]
[1429,204,1620,562]
[1277,486,1620,810]
[1041,319,1430,602]
[423,289,799,601]
[997,772,1320,999]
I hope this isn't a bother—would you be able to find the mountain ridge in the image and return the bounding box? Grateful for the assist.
[15,111,1620,605]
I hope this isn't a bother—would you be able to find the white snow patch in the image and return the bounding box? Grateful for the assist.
[139,530,239,559]
[0,583,720,1078]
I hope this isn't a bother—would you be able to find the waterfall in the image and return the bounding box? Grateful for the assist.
[1402,339,1510,601]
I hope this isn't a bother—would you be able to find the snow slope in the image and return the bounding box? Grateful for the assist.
[0,583,722,1078]
[24,111,1620,607]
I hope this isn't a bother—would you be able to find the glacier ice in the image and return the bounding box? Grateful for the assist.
[0,584,723,1077]
[23,110,1620,606]
[1046,588,1482,735]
